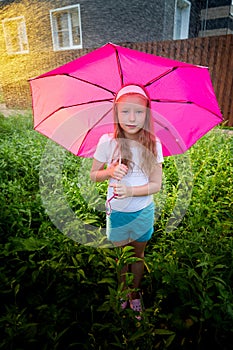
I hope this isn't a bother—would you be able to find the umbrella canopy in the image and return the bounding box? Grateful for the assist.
[30,42,222,157]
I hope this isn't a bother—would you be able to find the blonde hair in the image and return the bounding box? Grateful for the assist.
[113,85,157,176]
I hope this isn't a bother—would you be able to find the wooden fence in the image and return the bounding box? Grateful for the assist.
[1,34,232,126]
[126,35,233,127]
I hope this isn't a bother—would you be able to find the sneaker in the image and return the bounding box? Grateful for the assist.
[120,299,128,310]
[129,298,142,320]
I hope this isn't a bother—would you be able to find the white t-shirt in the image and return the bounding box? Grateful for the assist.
[93,133,164,212]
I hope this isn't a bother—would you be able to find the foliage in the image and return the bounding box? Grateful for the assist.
[0,114,232,349]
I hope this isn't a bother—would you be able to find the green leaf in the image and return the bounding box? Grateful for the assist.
[153,329,175,336]
[98,278,116,286]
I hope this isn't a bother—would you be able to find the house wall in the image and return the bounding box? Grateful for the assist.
[79,0,174,47]
[0,0,176,52]
[201,0,231,6]
[1,35,232,127]
[189,0,202,38]
[199,0,233,36]
[0,0,176,108]
[0,1,232,125]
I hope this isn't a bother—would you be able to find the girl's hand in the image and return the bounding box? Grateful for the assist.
[109,162,128,181]
[110,183,132,199]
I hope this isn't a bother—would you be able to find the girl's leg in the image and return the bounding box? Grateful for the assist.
[119,263,129,288]
[129,240,147,299]
[118,245,130,309]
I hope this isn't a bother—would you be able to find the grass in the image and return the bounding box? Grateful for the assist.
[0,113,232,349]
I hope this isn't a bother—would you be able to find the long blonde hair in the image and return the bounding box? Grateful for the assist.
[113,85,157,176]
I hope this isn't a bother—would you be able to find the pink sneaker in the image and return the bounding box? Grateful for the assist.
[129,298,142,320]
[120,299,128,310]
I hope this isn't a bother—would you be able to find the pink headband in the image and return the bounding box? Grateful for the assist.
[115,85,148,101]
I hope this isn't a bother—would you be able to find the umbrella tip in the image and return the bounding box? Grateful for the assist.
[107,42,116,47]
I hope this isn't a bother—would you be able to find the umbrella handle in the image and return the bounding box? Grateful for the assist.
[117,154,121,183]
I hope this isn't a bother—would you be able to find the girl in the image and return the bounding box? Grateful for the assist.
[90,84,163,316]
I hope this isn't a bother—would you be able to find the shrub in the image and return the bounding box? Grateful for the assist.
[0,114,232,349]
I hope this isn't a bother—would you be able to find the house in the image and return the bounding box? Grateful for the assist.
[0,0,202,56]
[0,0,197,108]
[199,0,233,37]
[0,0,232,127]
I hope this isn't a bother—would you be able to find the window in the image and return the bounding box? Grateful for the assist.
[2,16,29,54]
[173,0,191,40]
[50,4,82,51]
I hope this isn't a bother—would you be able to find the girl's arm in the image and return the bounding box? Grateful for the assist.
[90,158,128,182]
[110,163,163,198]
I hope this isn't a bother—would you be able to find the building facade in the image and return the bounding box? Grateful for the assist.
[0,0,200,57]
[0,0,232,125]
[199,0,233,37]
[0,0,231,58]
[0,0,197,108]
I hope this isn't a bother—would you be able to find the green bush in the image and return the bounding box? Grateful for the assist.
[0,114,232,349]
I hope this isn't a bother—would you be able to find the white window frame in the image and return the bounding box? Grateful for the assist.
[173,0,191,40]
[2,16,29,54]
[50,4,82,51]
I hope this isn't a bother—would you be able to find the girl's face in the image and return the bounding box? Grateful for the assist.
[116,94,148,140]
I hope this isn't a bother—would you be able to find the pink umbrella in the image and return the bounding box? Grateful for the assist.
[30,42,222,157]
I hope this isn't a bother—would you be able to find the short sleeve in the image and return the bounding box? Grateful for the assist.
[93,134,114,163]
[156,139,164,163]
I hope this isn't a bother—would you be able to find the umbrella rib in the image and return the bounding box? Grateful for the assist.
[74,106,113,155]
[34,99,114,129]
[151,99,223,119]
[145,66,208,88]
[145,67,178,87]
[114,47,124,85]
[152,99,193,103]
[64,74,116,95]
[155,120,186,154]
[34,73,116,96]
